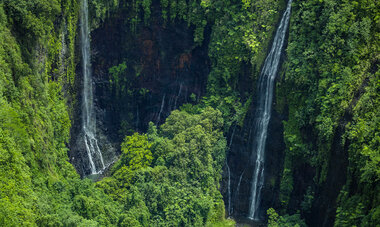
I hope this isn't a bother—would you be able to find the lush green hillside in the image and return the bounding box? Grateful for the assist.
[276,0,380,226]
[0,0,378,226]
[0,0,123,226]
[0,1,235,225]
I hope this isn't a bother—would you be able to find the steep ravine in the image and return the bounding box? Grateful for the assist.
[73,0,288,219]
[68,1,379,226]
[1,0,378,226]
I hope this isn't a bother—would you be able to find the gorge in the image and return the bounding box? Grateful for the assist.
[0,0,379,226]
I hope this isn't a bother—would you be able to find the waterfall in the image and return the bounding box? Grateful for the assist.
[229,124,237,148]
[81,0,105,175]
[226,125,236,217]
[248,0,292,220]
[156,94,166,124]
[234,170,245,213]
[226,161,232,216]
[174,83,183,109]
[136,105,140,130]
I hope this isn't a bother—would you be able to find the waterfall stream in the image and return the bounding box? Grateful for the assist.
[156,93,166,124]
[81,0,105,175]
[248,0,292,220]
[226,161,232,216]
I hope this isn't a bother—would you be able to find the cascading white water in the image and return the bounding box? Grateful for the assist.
[235,170,245,212]
[248,0,292,220]
[156,94,166,124]
[226,161,232,216]
[81,0,105,175]
[174,83,183,109]
[226,125,236,216]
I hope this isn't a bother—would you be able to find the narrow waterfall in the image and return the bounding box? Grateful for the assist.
[174,83,182,109]
[235,170,245,212]
[81,0,105,175]
[226,161,232,216]
[156,94,166,124]
[226,125,236,216]
[248,0,292,220]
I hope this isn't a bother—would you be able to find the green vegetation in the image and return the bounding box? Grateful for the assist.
[0,0,379,226]
[0,0,119,225]
[0,3,233,224]
[97,107,227,226]
[267,208,306,227]
[277,0,380,225]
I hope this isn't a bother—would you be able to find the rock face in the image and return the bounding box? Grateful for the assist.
[92,5,211,138]
[69,4,211,176]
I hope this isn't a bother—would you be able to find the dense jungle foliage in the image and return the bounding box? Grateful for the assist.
[0,0,378,226]
[277,0,380,226]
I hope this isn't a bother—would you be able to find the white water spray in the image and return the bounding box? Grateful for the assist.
[248,0,292,220]
[81,0,105,175]
[226,161,232,216]
[156,94,166,124]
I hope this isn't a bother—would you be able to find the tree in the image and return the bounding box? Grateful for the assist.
[117,133,153,171]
